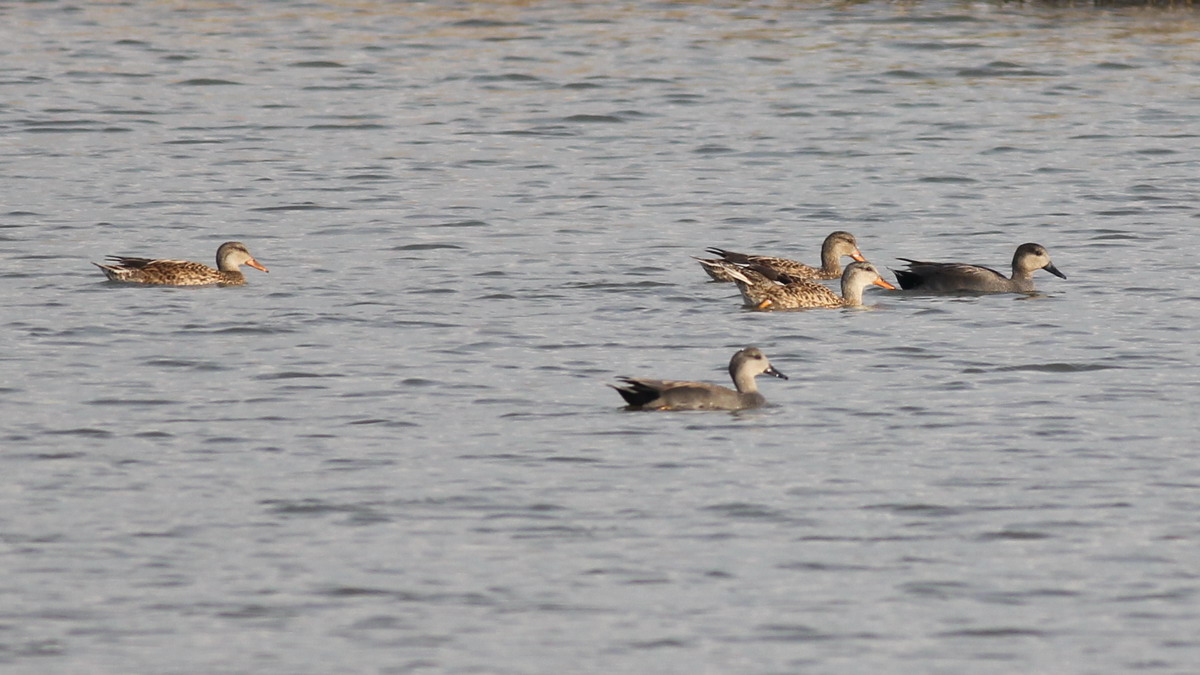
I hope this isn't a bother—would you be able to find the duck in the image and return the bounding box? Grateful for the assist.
[93,241,269,286]
[893,242,1065,293]
[697,231,867,282]
[726,261,895,310]
[692,258,798,286]
[610,347,787,411]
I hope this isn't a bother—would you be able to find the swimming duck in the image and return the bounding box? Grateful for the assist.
[893,242,1065,293]
[93,241,269,286]
[726,261,895,310]
[697,231,867,282]
[692,258,797,286]
[611,347,787,411]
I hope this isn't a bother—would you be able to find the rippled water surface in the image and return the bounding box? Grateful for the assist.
[4,1,1200,672]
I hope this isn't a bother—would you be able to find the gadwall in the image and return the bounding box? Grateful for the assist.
[611,347,788,411]
[893,243,1065,293]
[697,231,867,282]
[93,241,269,286]
[726,261,895,310]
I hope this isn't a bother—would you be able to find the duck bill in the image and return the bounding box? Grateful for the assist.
[247,258,269,273]
[850,248,867,263]
[873,277,897,290]
[765,365,788,380]
[1044,262,1066,279]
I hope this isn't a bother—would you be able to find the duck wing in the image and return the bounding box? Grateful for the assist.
[894,259,1009,291]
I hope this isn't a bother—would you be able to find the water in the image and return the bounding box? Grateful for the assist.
[3,1,1200,672]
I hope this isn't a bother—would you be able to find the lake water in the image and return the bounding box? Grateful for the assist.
[3,1,1200,672]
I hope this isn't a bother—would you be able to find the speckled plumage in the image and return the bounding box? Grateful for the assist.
[728,261,895,310]
[93,241,268,286]
[893,243,1065,293]
[697,231,867,282]
[692,259,793,286]
[610,347,788,411]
